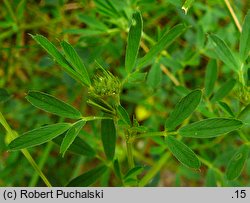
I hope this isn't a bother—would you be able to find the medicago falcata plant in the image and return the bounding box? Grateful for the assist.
[0,0,249,187]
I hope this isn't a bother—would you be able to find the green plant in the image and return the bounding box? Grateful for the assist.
[1,0,249,187]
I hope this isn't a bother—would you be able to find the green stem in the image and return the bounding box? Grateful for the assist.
[197,155,223,177]
[0,29,16,40]
[136,131,176,139]
[142,31,155,45]
[107,28,121,35]
[205,97,214,113]
[0,112,52,187]
[29,142,53,187]
[71,157,86,179]
[21,151,52,187]
[133,149,154,166]
[239,63,245,86]
[3,0,17,23]
[81,116,112,122]
[139,152,171,186]
[126,141,134,169]
[0,19,61,40]
[191,135,224,150]
[238,131,249,143]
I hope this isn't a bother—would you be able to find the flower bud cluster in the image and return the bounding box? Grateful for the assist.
[90,68,120,97]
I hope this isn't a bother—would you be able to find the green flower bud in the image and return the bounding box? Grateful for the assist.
[90,68,121,97]
[87,65,121,114]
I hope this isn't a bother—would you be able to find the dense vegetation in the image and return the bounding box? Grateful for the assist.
[0,0,249,186]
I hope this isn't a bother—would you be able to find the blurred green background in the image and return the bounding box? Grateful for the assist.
[0,0,249,186]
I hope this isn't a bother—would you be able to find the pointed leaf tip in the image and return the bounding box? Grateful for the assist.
[179,118,243,138]
[60,120,86,157]
[208,33,240,72]
[125,11,143,73]
[26,91,82,119]
[9,123,71,150]
[60,41,91,87]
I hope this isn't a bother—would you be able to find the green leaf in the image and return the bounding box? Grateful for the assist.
[137,24,186,68]
[146,62,162,89]
[218,101,235,117]
[208,33,240,71]
[205,169,217,186]
[101,119,116,160]
[87,95,115,115]
[117,105,131,126]
[31,34,64,63]
[240,10,250,61]
[165,89,202,131]
[16,0,26,21]
[226,145,249,180]
[0,88,11,103]
[67,165,107,186]
[174,86,190,96]
[9,123,71,150]
[26,91,82,119]
[60,41,91,87]
[238,104,250,124]
[165,136,200,169]
[60,120,86,157]
[123,166,144,180]
[63,28,106,36]
[31,34,86,85]
[113,159,122,180]
[211,79,236,102]
[204,60,217,97]
[197,25,205,49]
[94,0,120,18]
[53,133,95,157]
[127,72,147,84]
[182,0,194,14]
[179,118,243,138]
[125,11,143,73]
[78,14,108,31]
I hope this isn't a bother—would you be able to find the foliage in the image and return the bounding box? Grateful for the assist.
[0,0,249,187]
